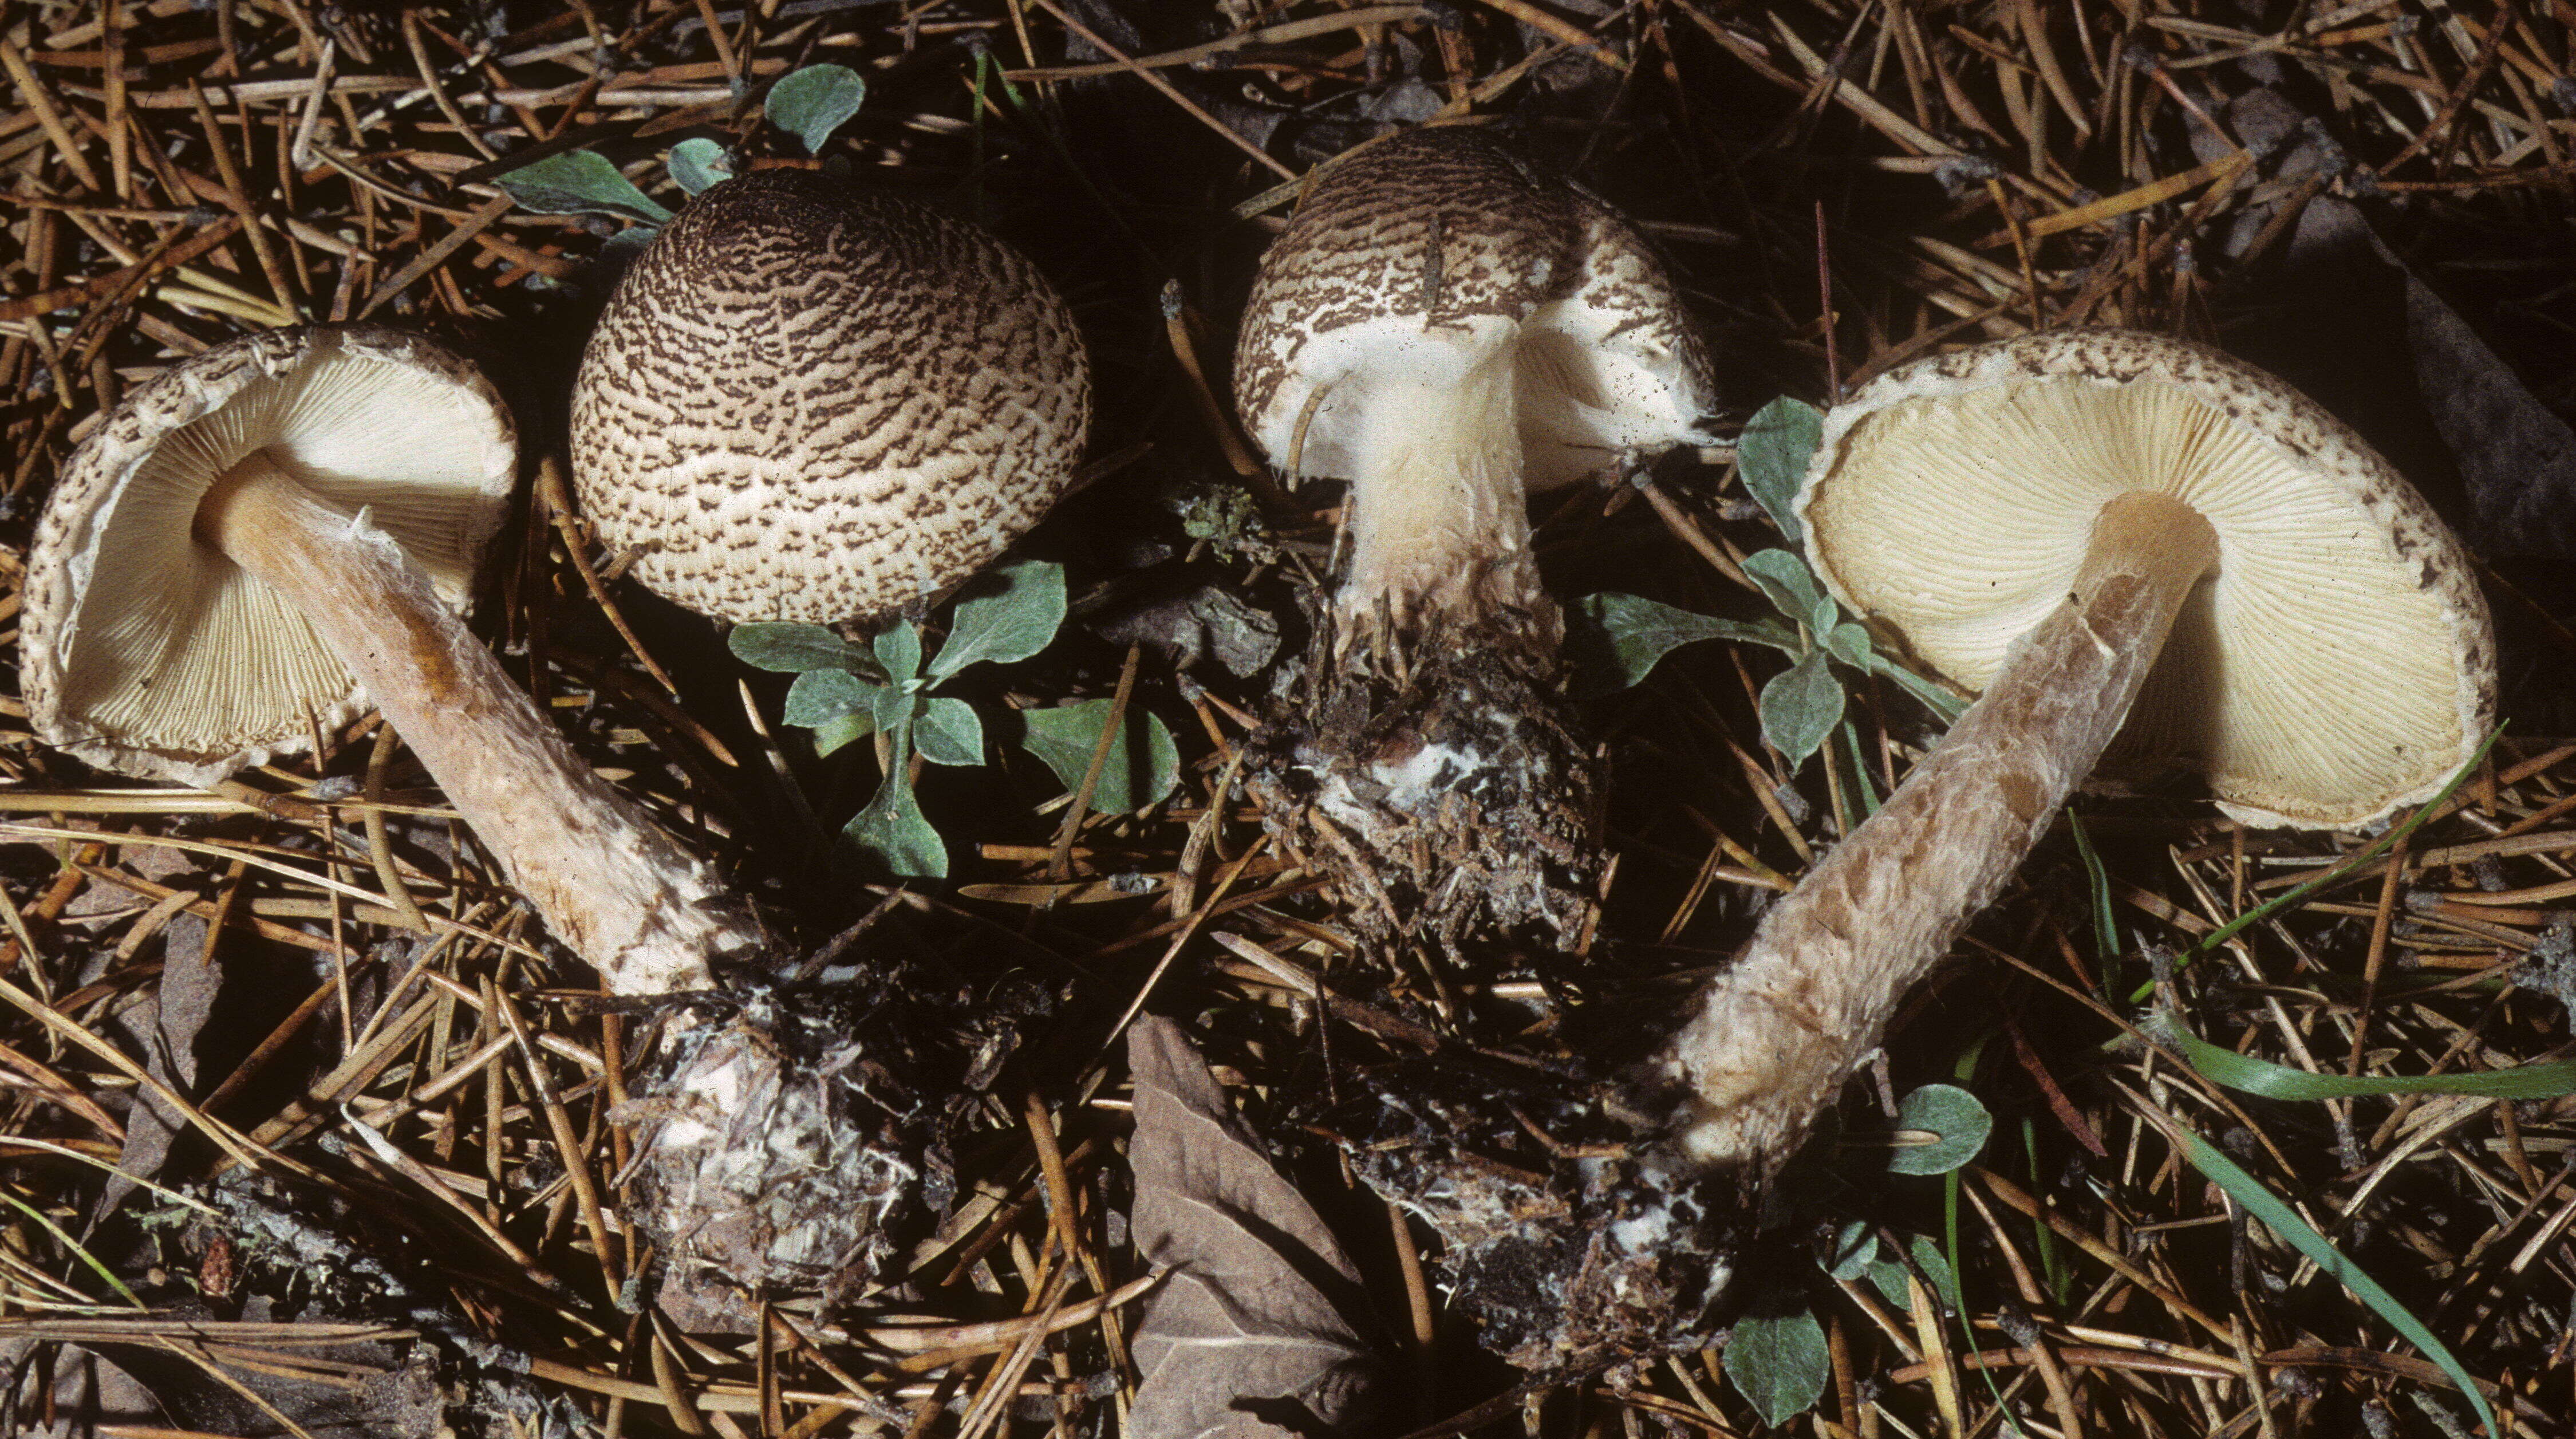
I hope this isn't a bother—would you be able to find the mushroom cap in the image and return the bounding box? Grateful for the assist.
[1232,126,1714,491]
[22,326,516,787]
[1797,329,2495,830]
[571,169,1090,626]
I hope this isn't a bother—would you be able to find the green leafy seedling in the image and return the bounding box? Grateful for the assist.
[728,560,1179,880]
[490,63,867,233]
[1572,395,1964,779]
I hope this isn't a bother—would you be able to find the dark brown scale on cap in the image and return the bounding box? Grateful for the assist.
[573,169,1088,626]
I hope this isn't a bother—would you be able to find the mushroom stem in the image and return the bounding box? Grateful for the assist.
[196,453,753,995]
[1660,489,2220,1173]
[1336,350,1548,646]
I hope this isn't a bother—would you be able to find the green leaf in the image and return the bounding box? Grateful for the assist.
[2176,1130,2495,1437]
[875,621,923,687]
[845,727,945,879]
[1825,1221,1879,1282]
[1021,699,1180,812]
[1761,649,1843,768]
[1888,1084,1993,1176]
[667,137,733,195]
[490,149,673,223]
[2069,813,2123,965]
[729,622,877,676]
[1908,1236,1962,1311]
[1824,621,1875,672]
[1723,1304,1829,1428]
[2163,1020,2576,1101]
[1743,548,1827,628]
[765,64,867,155]
[872,683,920,735]
[914,696,985,767]
[812,712,872,758]
[1864,649,1970,723]
[783,669,885,728]
[1738,396,1825,548]
[930,560,1066,681]
[1569,593,1799,692]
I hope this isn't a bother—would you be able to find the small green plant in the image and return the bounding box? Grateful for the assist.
[729,560,1179,880]
[487,62,867,231]
[1575,397,1966,829]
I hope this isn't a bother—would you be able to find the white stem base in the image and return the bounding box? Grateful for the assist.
[1659,491,2220,1174]
[198,455,756,995]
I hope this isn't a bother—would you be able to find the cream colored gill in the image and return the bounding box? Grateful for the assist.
[64,450,349,763]
[1816,373,2470,827]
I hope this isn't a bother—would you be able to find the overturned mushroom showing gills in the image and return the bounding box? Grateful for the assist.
[19,325,780,1319]
[573,167,1088,626]
[22,326,753,998]
[572,168,1092,1324]
[1656,329,2495,1181]
[1232,125,1715,956]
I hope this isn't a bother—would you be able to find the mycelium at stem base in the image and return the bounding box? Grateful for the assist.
[196,455,891,1328]
[1655,488,2222,1180]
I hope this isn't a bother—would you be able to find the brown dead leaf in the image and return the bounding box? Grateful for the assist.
[1127,1015,1383,1439]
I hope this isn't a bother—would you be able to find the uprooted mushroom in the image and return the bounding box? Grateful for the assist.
[571,167,1091,1319]
[1291,330,2497,1372]
[1230,124,1717,959]
[19,324,783,1320]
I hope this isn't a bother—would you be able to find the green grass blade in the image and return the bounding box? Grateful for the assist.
[0,1188,145,1309]
[2165,1022,2576,1101]
[2175,1132,2494,1437]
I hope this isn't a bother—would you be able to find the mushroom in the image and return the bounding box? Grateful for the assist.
[1230,125,1715,953]
[1233,125,1715,655]
[22,326,756,1001]
[571,167,1088,626]
[569,168,1092,1324]
[1652,330,2496,1180]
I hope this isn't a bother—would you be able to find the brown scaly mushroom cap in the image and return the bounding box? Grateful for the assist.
[1232,125,1715,641]
[23,326,511,784]
[1653,330,2495,1181]
[571,168,1090,626]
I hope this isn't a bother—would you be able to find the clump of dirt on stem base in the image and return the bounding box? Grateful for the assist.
[1280,1000,1746,1376]
[621,947,1052,1331]
[1244,595,1607,968]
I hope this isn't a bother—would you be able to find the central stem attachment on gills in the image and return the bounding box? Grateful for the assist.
[196,451,755,996]
[1659,489,2220,1175]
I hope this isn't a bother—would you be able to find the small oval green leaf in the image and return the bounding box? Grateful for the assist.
[1887,1083,1992,1176]
[914,696,985,767]
[667,137,733,195]
[1021,700,1179,812]
[490,149,673,223]
[1738,396,1825,548]
[1760,649,1843,768]
[1742,548,1826,627]
[764,64,867,155]
[875,620,923,687]
[1723,1304,1829,1428]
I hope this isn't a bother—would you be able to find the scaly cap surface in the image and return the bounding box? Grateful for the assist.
[1232,125,1714,491]
[572,169,1090,625]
